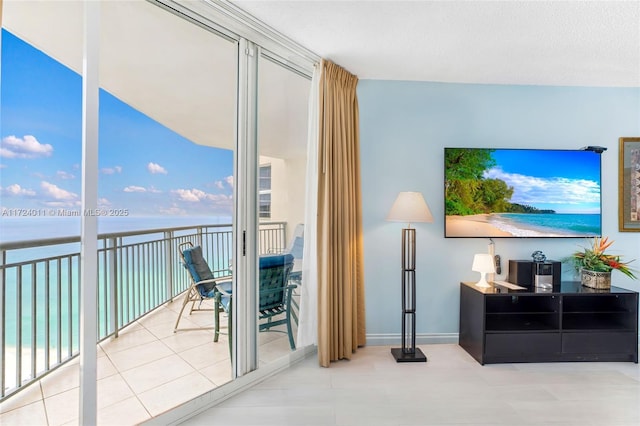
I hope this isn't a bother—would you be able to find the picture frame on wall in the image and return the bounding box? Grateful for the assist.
[619,137,640,232]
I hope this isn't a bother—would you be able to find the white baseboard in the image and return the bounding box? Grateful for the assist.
[142,344,317,426]
[366,333,459,346]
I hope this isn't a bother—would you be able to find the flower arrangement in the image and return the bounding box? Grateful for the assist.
[569,237,636,279]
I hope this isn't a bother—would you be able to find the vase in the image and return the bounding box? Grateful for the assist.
[581,269,612,289]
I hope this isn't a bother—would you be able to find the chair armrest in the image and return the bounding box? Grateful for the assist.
[215,277,233,296]
[195,278,218,286]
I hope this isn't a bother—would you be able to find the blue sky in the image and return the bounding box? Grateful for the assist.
[1,29,234,218]
[483,149,601,214]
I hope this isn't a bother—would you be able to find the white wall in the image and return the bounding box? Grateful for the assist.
[260,154,306,239]
[358,80,640,342]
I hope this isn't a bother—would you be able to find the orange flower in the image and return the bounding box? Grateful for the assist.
[567,237,637,280]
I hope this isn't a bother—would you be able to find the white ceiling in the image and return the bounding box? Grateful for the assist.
[3,0,637,159]
[231,0,640,87]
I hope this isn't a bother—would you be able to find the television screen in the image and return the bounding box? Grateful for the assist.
[444,148,602,238]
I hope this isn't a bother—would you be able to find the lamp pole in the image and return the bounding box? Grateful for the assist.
[386,192,432,363]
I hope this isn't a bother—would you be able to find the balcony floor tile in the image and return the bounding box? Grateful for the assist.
[0,298,293,425]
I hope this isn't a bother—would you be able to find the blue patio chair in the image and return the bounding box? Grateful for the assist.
[259,253,298,350]
[175,242,232,348]
[284,223,304,285]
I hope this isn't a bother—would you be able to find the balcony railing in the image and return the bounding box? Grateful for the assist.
[0,221,286,401]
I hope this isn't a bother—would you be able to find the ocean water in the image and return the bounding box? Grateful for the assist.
[488,213,601,237]
[0,215,233,261]
[1,215,232,244]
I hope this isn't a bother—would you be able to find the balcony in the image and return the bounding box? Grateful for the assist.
[0,221,298,424]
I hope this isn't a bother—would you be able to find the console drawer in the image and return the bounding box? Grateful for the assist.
[562,332,636,354]
[485,333,560,357]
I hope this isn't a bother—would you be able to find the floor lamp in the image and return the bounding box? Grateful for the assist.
[386,191,434,363]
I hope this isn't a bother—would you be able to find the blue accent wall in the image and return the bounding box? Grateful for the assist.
[358,80,640,338]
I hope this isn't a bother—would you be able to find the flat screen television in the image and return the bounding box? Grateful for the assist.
[444,148,602,238]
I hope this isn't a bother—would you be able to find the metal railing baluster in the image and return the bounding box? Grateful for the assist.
[31,265,36,380]
[45,261,50,372]
[0,250,6,398]
[16,265,22,393]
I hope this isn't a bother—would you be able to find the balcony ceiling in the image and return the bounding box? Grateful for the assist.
[2,0,310,158]
[232,0,640,87]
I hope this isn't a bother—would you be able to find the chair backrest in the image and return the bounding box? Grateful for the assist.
[285,223,304,260]
[259,253,294,310]
[181,244,216,296]
[182,245,214,282]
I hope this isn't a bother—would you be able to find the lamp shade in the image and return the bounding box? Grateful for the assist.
[386,192,434,223]
[472,253,495,288]
[472,253,496,273]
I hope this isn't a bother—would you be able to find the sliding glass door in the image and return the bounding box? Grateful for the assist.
[256,51,311,365]
[97,0,239,407]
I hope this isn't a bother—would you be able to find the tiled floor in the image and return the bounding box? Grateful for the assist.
[0,293,295,425]
[181,344,640,426]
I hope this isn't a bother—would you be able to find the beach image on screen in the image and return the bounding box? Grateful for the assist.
[444,148,602,238]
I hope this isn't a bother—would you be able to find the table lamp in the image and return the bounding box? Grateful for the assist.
[472,253,495,288]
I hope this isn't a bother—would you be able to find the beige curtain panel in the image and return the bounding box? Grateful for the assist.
[317,59,366,367]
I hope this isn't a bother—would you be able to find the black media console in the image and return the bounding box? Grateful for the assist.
[459,281,638,364]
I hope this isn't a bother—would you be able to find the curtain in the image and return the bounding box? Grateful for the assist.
[316,59,365,367]
[297,63,321,348]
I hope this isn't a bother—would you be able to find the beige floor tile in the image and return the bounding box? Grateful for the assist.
[120,354,196,394]
[161,329,216,353]
[106,340,174,372]
[0,399,49,426]
[137,371,215,417]
[43,387,79,426]
[97,396,150,426]
[258,335,296,364]
[137,305,180,327]
[177,339,230,370]
[96,355,118,380]
[199,358,233,387]
[97,373,136,409]
[41,362,79,399]
[99,327,159,355]
[0,381,43,413]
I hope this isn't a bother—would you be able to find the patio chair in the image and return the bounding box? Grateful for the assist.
[259,253,298,350]
[284,223,304,285]
[174,242,232,347]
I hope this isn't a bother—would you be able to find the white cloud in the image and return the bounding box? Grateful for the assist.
[147,162,168,174]
[124,185,147,193]
[40,181,78,201]
[172,188,207,202]
[98,198,111,207]
[484,167,600,206]
[101,166,122,175]
[214,175,234,190]
[171,188,232,207]
[56,170,75,180]
[1,135,53,158]
[1,184,36,196]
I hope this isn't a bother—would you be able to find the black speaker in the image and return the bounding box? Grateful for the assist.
[508,260,533,287]
[508,260,562,288]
